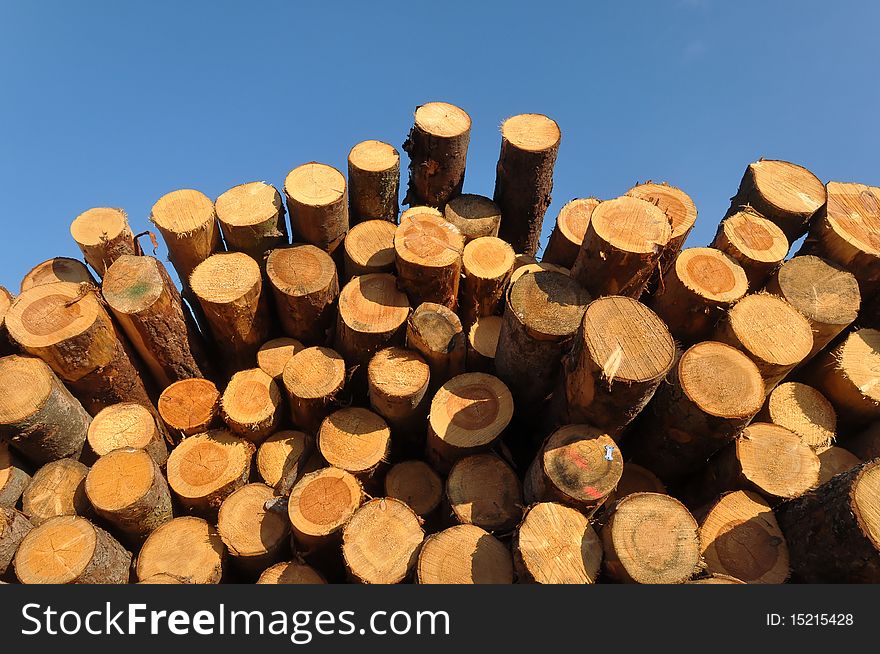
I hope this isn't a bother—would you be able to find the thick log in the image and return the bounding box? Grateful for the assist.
[215,181,287,262]
[284,162,349,258]
[466,315,501,373]
[87,402,168,466]
[394,212,464,309]
[288,467,363,552]
[446,453,522,532]
[755,381,836,450]
[257,561,327,584]
[70,207,136,276]
[542,198,600,269]
[20,257,95,292]
[406,302,465,388]
[335,273,410,364]
[417,524,513,584]
[342,498,424,584]
[256,430,310,494]
[0,508,32,577]
[816,446,861,485]
[21,459,90,525]
[217,483,290,575]
[343,219,397,280]
[509,254,569,284]
[256,337,303,382]
[367,347,430,450]
[384,460,443,520]
[157,377,220,440]
[318,407,390,484]
[347,140,399,224]
[443,194,502,243]
[0,441,29,508]
[711,209,788,288]
[282,346,346,434]
[136,516,226,584]
[459,236,515,327]
[220,368,283,444]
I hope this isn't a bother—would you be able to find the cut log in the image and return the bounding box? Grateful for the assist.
[215,181,287,262]
[494,113,561,256]
[648,248,748,345]
[764,255,861,359]
[20,257,95,292]
[220,368,283,443]
[400,205,441,222]
[509,255,570,284]
[601,492,701,584]
[0,508,32,577]
[604,462,666,507]
[711,209,788,288]
[157,377,220,439]
[4,281,152,413]
[284,162,349,258]
[102,254,210,386]
[845,422,880,461]
[165,429,254,516]
[257,337,303,382]
[367,347,430,450]
[699,490,789,584]
[0,286,14,355]
[282,346,346,433]
[417,524,513,584]
[21,459,89,525]
[335,273,410,364]
[287,467,363,551]
[149,189,222,288]
[524,424,623,514]
[217,483,289,574]
[318,407,390,483]
[136,516,226,584]
[755,381,836,450]
[403,102,471,208]
[342,498,424,584]
[87,402,168,466]
[426,372,514,472]
[626,341,765,483]
[257,561,327,584]
[542,198,600,268]
[713,292,813,392]
[343,219,397,280]
[775,459,880,582]
[466,315,501,373]
[384,460,443,519]
[563,296,675,433]
[459,236,515,327]
[571,196,671,298]
[256,430,310,493]
[406,302,465,387]
[0,354,90,464]
[348,140,399,224]
[495,271,590,407]
[443,194,502,242]
[513,501,603,584]
[0,442,29,508]
[137,573,186,584]
[446,453,522,532]
[816,446,861,485]
[70,207,136,276]
[727,159,826,242]
[394,212,464,309]
[85,447,173,540]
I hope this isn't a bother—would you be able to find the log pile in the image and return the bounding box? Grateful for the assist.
[0,104,879,585]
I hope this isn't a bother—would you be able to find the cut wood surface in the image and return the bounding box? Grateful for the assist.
[394,212,464,309]
[288,467,363,551]
[20,257,95,292]
[756,382,836,450]
[443,194,502,242]
[87,402,168,466]
[266,244,339,343]
[348,140,400,224]
[157,377,220,439]
[459,236,515,326]
[542,198,600,268]
[417,524,513,584]
[0,508,32,577]
[466,315,501,373]
[816,446,861,485]
[284,162,349,257]
[282,346,347,433]
[256,430,310,492]
[400,205,441,222]
[257,337,303,382]
[508,256,570,285]
[384,460,443,519]
[342,497,424,584]
[318,407,391,482]
[136,516,226,584]
[257,561,327,584]
[446,453,523,532]
[367,347,430,447]
[221,368,283,443]
[70,207,136,276]
[711,209,788,289]
[0,441,29,508]
[217,482,289,573]
[343,219,397,280]
[21,458,89,525]
[215,181,287,261]
[604,462,666,507]
[335,273,410,364]
[150,189,221,288]
[406,302,465,386]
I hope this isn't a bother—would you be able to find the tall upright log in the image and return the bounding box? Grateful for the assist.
[343,219,397,280]
[87,402,168,466]
[711,209,788,288]
[367,347,430,451]
[459,236,515,327]
[284,162,349,258]
[157,377,220,439]
[755,381,836,450]
[542,198,600,269]
[443,194,502,243]
[69,207,136,277]
[20,257,95,292]
[394,212,464,309]
[282,346,347,434]
[21,459,90,525]
[215,181,287,262]
[406,302,465,387]
[335,273,410,364]
[347,140,399,224]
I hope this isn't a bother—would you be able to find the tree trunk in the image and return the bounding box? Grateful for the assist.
[446,453,522,532]
[367,347,430,455]
[342,219,397,280]
[287,467,363,552]
[257,561,327,584]
[347,140,399,224]
[542,198,600,269]
[215,181,288,262]
[335,273,410,365]
[406,302,465,389]
[0,508,32,578]
[220,368,283,444]
[20,257,96,292]
[0,442,30,508]
[284,162,349,259]
[443,194,502,242]
[384,460,443,521]
[87,402,168,466]
[459,236,515,327]
[136,516,226,584]
[318,407,390,486]
[342,498,424,584]
[466,315,501,373]
[157,377,220,441]
[711,209,788,289]
[755,381,836,450]
[217,482,290,576]
[416,524,513,584]
[256,337,303,382]
[394,212,464,309]
[70,207,137,277]
[20,458,90,525]
[255,429,311,495]
[281,346,347,434]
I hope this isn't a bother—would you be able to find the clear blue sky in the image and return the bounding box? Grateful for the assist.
[1,0,878,291]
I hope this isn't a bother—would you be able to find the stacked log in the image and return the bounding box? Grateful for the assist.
[284,162,349,259]
[711,209,788,289]
[542,198,600,268]
[417,525,513,584]
[215,181,287,261]
[406,302,465,387]
[20,458,90,525]
[347,140,399,224]
[69,207,136,277]
[443,194,502,242]
[394,212,464,309]
[459,236,515,327]
[335,273,410,364]
[87,402,168,466]
[446,453,522,532]
[157,377,220,439]
[20,257,95,292]
[342,219,397,280]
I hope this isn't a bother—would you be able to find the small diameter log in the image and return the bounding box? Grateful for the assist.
[625,341,765,483]
[727,159,826,242]
[284,162,349,257]
[69,207,136,276]
[459,236,515,326]
[604,462,666,507]
[0,286,14,355]
[446,453,522,532]
[401,205,441,222]
[711,209,788,288]
[348,140,400,224]
[563,296,675,433]
[190,252,272,370]
[165,429,254,516]
[385,460,443,520]
[801,182,880,298]
[318,408,391,483]
[699,490,790,584]
[755,382,836,450]
[150,189,222,288]
[257,337,303,382]
[20,257,95,292]
[680,423,820,510]
[258,561,327,584]
[256,430,310,493]
[85,447,173,540]
[443,194,502,242]
[342,498,425,584]
[571,196,671,298]
[403,101,471,207]
[394,212,464,309]
[466,315,501,373]
[335,273,410,364]
[215,181,287,261]
[4,282,151,414]
[0,355,90,464]
[846,422,880,461]
[426,372,514,473]
[218,483,290,574]
[282,346,346,433]
[542,198,600,268]
[288,467,363,551]
[0,442,30,508]
[343,219,397,280]
[136,516,226,584]
[0,508,32,577]
[266,245,338,344]
[713,293,813,392]
[157,377,220,439]
[775,459,880,582]
[524,425,623,515]
[764,255,861,359]
[601,492,701,584]
[367,347,430,447]
[495,271,590,407]
[494,113,561,256]
[513,502,603,584]
[406,302,465,387]
[87,402,168,466]
[417,524,513,584]
[816,446,861,485]
[510,258,569,283]
[649,248,748,345]
[21,459,89,525]
[102,255,210,386]
[220,368,283,443]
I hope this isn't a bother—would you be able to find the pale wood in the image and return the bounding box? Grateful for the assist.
[284,162,349,257]
[220,368,283,443]
[70,207,136,276]
[342,498,424,584]
[157,377,220,439]
[508,254,570,284]
[466,315,501,373]
[446,453,522,532]
[282,346,346,433]
[417,524,513,584]
[257,338,304,381]
[318,407,390,482]
[88,402,168,466]
[443,194,502,242]
[150,189,222,288]
[459,236,515,326]
[20,257,95,292]
[816,445,861,485]
[215,181,287,261]
[384,460,443,519]
[343,219,397,280]
[603,462,666,507]
[256,430,311,493]
[712,209,788,288]
[367,347,430,450]
[21,458,89,525]
[218,483,289,574]
[542,198,600,268]
[136,516,226,584]
[394,212,464,309]
[288,467,363,551]
[335,273,410,364]
[406,302,465,387]
[257,560,327,584]
[348,140,399,224]
[755,381,836,450]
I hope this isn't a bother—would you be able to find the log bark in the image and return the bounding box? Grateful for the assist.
[87,402,168,466]
[446,453,522,532]
[342,498,424,584]
[157,377,220,440]
[367,347,430,453]
[755,381,836,450]
[0,442,29,508]
[70,207,137,277]
[217,483,290,576]
[256,337,303,382]
[343,219,397,280]
[384,460,443,520]
[21,458,90,525]
[318,407,390,484]
[542,198,600,268]
[416,524,513,584]
[0,508,32,578]
[282,346,347,434]
[406,302,465,388]
[711,209,788,289]
[466,315,501,373]
[284,162,349,259]
[0,286,14,356]
[20,257,95,292]
[335,273,410,364]
[220,368,283,444]
[347,140,399,224]
[215,181,287,262]
[394,212,464,309]
[136,516,226,584]
[256,430,311,494]
[443,194,502,243]
[287,467,363,551]
[459,236,515,327]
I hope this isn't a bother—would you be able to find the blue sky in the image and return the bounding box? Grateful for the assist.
[1,0,878,291]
